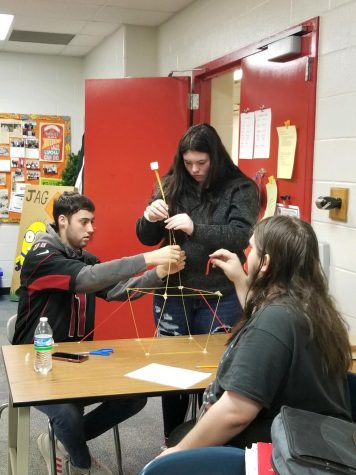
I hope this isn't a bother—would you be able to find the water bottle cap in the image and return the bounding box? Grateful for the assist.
[39,317,48,322]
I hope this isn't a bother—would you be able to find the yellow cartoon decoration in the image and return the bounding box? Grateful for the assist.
[15,221,46,271]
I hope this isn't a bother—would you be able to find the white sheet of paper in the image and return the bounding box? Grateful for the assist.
[125,363,212,389]
[25,148,39,159]
[10,146,25,158]
[245,443,258,475]
[0,160,10,172]
[9,190,25,213]
[253,108,271,158]
[239,112,255,159]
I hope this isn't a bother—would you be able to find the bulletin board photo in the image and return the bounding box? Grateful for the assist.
[0,113,71,223]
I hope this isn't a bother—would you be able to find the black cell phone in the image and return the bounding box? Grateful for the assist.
[52,352,89,363]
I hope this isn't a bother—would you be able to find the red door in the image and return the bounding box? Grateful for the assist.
[237,20,318,221]
[85,77,190,339]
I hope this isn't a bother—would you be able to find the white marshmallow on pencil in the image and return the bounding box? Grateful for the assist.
[150,161,165,202]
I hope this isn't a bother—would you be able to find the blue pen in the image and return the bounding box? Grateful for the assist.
[76,348,114,356]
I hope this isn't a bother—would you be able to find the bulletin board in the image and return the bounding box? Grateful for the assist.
[0,113,71,223]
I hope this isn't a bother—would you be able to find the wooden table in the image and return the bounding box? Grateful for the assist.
[2,333,227,475]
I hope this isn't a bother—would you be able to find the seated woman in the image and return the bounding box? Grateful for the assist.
[157,216,352,457]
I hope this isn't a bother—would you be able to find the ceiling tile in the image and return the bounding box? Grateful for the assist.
[80,21,119,36]
[3,41,65,55]
[104,0,195,12]
[53,0,107,3]
[60,44,93,56]
[94,6,171,26]
[12,0,102,21]
[12,15,86,34]
[69,34,104,46]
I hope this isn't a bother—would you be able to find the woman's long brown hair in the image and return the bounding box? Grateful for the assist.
[230,216,351,377]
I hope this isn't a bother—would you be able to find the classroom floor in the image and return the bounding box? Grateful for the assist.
[0,295,164,475]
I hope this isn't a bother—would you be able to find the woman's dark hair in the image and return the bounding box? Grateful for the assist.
[153,123,259,216]
[231,215,351,377]
[53,191,95,230]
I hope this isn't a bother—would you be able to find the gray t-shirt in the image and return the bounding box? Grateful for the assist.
[204,300,351,448]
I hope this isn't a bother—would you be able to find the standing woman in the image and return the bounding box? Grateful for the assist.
[136,123,259,441]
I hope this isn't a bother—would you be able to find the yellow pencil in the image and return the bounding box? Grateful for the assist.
[150,162,166,203]
[196,365,218,368]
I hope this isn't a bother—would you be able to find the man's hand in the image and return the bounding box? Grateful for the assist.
[144,245,182,267]
[144,199,169,222]
[156,251,186,278]
[164,213,194,236]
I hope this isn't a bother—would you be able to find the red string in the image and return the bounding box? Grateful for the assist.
[193,288,230,334]
[80,291,138,342]
[205,257,213,275]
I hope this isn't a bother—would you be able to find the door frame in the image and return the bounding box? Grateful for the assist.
[192,17,319,124]
[192,17,319,222]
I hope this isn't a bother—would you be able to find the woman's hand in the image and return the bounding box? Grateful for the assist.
[156,251,186,278]
[209,249,249,306]
[164,213,194,236]
[144,199,169,222]
[209,249,246,285]
[144,245,183,267]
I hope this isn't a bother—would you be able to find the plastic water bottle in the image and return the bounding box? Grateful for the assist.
[34,317,53,374]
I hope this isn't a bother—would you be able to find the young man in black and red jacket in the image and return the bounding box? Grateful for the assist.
[13,191,185,475]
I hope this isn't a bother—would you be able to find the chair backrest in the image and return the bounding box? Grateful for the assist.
[140,447,245,475]
[7,314,17,344]
[347,372,356,422]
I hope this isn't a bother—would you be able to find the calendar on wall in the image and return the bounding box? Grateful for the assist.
[0,113,71,223]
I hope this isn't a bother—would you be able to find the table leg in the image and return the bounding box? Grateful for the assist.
[8,395,17,475]
[17,407,30,475]
[7,395,30,475]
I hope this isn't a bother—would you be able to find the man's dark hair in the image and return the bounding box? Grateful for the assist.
[231,215,351,377]
[53,192,95,230]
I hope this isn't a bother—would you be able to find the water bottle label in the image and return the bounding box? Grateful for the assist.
[34,336,53,351]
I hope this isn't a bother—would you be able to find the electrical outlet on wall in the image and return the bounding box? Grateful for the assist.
[329,187,349,222]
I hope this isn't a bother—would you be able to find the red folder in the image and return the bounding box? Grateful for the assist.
[256,443,275,474]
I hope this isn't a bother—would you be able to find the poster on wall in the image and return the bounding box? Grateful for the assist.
[39,122,64,162]
[0,113,71,223]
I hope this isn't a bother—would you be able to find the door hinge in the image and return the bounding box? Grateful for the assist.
[305,56,312,82]
[188,93,199,110]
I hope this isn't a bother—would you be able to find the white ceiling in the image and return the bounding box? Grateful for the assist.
[0,0,195,57]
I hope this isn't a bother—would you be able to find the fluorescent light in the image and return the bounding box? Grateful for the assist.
[234,69,243,81]
[0,14,14,41]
